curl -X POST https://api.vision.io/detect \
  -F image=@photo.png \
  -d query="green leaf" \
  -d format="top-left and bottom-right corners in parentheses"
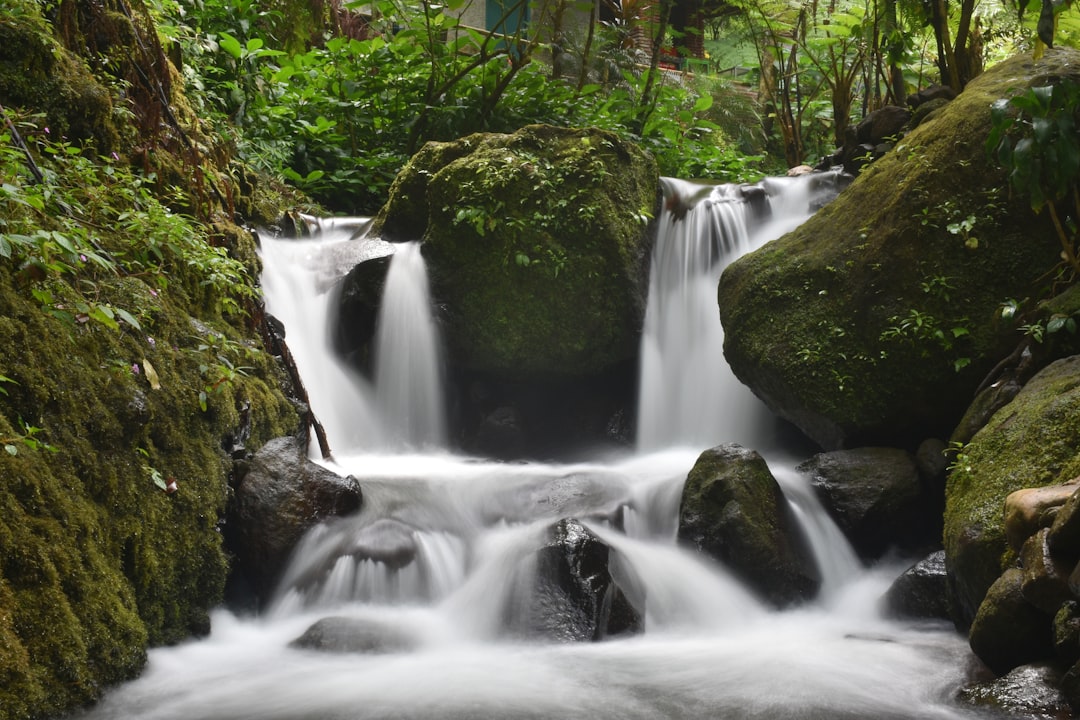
top-left (114, 307), bottom-right (142, 331)
top-left (1047, 315), bottom-right (1068, 333)
top-left (218, 32), bottom-right (243, 59)
top-left (4, 444), bottom-right (16, 456)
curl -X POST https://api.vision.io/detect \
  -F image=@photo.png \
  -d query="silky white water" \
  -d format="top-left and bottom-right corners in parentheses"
top-left (75, 175), bottom-right (995, 720)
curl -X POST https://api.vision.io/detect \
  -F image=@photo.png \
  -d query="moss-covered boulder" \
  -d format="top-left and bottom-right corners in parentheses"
top-left (366, 124), bottom-right (659, 456)
top-left (678, 444), bottom-right (819, 606)
top-left (374, 124), bottom-right (659, 380)
top-left (718, 50), bottom-right (1074, 451)
top-left (945, 355), bottom-right (1080, 627)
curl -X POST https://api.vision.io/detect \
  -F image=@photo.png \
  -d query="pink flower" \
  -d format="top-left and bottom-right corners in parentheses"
top-left (132, 363), bottom-right (140, 374)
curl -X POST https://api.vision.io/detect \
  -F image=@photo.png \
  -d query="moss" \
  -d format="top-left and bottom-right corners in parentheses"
top-left (0, 252), bottom-right (296, 719)
top-left (379, 125), bottom-right (658, 379)
top-left (719, 50), bottom-right (1075, 450)
top-left (944, 355), bottom-right (1080, 627)
top-left (0, 14), bottom-right (119, 153)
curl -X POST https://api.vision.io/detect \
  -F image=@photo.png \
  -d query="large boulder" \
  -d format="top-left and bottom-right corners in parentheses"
top-left (678, 444), bottom-right (819, 606)
top-left (365, 125), bottom-right (660, 456)
top-left (718, 50), bottom-right (1073, 451)
top-left (945, 355), bottom-right (1080, 627)
top-left (372, 124), bottom-right (659, 379)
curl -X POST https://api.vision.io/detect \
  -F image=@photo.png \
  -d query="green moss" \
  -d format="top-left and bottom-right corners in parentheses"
top-left (944, 355), bottom-right (1080, 626)
top-left (380, 125), bottom-right (658, 378)
top-left (0, 14), bottom-right (119, 153)
top-left (0, 241), bottom-right (296, 720)
top-left (719, 50), bottom-right (1075, 449)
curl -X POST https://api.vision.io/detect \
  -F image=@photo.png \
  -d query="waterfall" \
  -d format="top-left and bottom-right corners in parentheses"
top-left (636, 176), bottom-right (832, 452)
top-left (77, 174), bottom-right (993, 720)
top-left (373, 242), bottom-right (448, 449)
top-left (259, 233), bottom-right (447, 453)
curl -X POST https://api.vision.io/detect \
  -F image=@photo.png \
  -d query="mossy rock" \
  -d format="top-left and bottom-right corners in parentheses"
top-left (372, 124), bottom-right (660, 379)
top-left (678, 444), bottom-right (819, 607)
top-left (944, 354), bottom-right (1080, 628)
top-left (718, 50), bottom-right (1074, 450)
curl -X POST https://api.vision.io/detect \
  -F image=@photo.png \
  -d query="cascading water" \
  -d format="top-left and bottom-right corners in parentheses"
top-left (75, 175), bottom-right (997, 720)
top-left (372, 241), bottom-right (448, 449)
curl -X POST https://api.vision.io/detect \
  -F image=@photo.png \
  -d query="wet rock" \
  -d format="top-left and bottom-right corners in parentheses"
top-left (797, 447), bottom-right (930, 560)
top-left (679, 444), bottom-right (819, 607)
top-left (957, 663), bottom-right (1071, 719)
top-left (226, 436), bottom-right (363, 600)
top-left (881, 550), bottom-right (949, 620)
top-left (349, 518), bottom-right (419, 569)
top-left (335, 252), bottom-right (393, 372)
top-left (369, 124), bottom-right (659, 459)
top-left (513, 518), bottom-right (641, 642)
top-left (1020, 529), bottom-right (1074, 615)
top-left (290, 616), bottom-right (415, 654)
top-left (969, 567), bottom-right (1054, 676)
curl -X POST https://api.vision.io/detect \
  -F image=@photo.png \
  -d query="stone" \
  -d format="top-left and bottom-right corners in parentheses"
top-left (798, 447), bottom-right (929, 559)
top-left (678, 444), bottom-right (819, 607)
top-left (508, 518), bottom-right (642, 642)
top-left (1005, 482), bottom-right (1080, 552)
top-left (1019, 529), bottom-right (1074, 615)
top-left (1054, 601), bottom-right (1080, 666)
top-left (968, 567), bottom-right (1054, 676)
top-left (881, 550), bottom-right (950, 620)
top-left (225, 436), bottom-right (363, 600)
top-left (367, 124), bottom-right (659, 457)
top-left (958, 663), bottom-right (1070, 718)
top-left (1049, 485), bottom-right (1080, 557)
top-left (290, 616), bottom-right (415, 654)
top-left (719, 50), bottom-right (1073, 451)
top-left (946, 355), bottom-right (1080, 627)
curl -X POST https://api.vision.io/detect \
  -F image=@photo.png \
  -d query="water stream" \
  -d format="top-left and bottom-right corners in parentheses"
top-left (75, 175), bottom-right (994, 720)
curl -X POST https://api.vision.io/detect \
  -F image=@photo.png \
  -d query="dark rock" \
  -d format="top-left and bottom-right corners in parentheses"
top-left (290, 616), bottom-right (415, 654)
top-left (906, 84), bottom-right (957, 108)
top-left (969, 567), bottom-right (1054, 676)
top-left (915, 437), bottom-right (949, 485)
top-left (510, 518), bottom-right (641, 642)
top-left (951, 380), bottom-right (1022, 447)
top-left (334, 252), bottom-right (393, 371)
top-left (882, 550), bottom-right (949, 620)
top-left (1063, 658), bottom-right (1080, 712)
top-left (679, 444), bottom-right (819, 607)
top-left (1054, 601), bottom-right (1080, 666)
top-left (1049, 486), bottom-right (1080, 558)
top-left (909, 97), bottom-right (951, 129)
top-left (797, 447), bottom-right (929, 559)
top-left (957, 663), bottom-right (1070, 719)
top-left (854, 105), bottom-right (911, 146)
top-left (225, 436), bottom-right (363, 600)
top-left (1020, 528), bottom-right (1075, 615)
